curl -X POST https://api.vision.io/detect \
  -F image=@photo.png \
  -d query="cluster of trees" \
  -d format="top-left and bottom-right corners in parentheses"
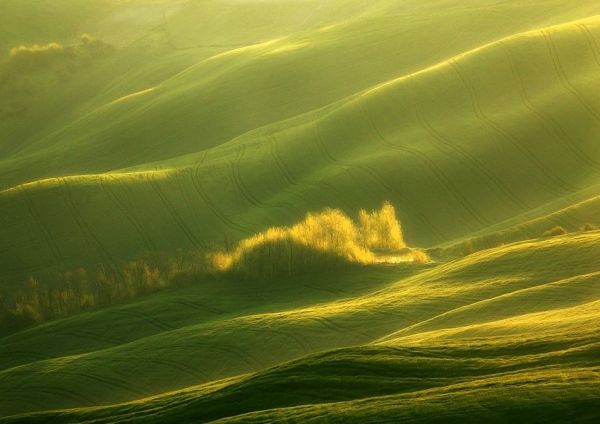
top-left (0, 250), bottom-right (216, 336)
top-left (542, 223), bottom-right (598, 238)
top-left (0, 202), bottom-right (428, 335)
top-left (212, 202), bottom-right (428, 279)
top-left (1, 34), bottom-right (114, 118)
top-left (6, 34), bottom-right (114, 74)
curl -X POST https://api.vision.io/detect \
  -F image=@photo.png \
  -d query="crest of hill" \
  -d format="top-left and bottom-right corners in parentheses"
top-left (1, 15), bottom-right (600, 279)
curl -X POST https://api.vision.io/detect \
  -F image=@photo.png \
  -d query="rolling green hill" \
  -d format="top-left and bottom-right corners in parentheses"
top-left (1, 232), bottom-right (599, 421)
top-left (1, 0), bottom-right (600, 422)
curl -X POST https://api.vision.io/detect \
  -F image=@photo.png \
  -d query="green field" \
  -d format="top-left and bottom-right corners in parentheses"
top-left (1, 0), bottom-right (600, 422)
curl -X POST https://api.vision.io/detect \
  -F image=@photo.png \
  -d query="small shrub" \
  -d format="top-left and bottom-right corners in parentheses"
top-left (411, 249), bottom-right (431, 264)
top-left (542, 226), bottom-right (568, 238)
top-left (580, 223), bottom-right (598, 232)
top-left (463, 239), bottom-right (475, 256)
top-left (358, 202), bottom-right (405, 250)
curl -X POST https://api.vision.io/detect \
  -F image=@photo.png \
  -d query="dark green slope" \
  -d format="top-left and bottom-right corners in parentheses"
top-left (1, 231), bottom-right (599, 418)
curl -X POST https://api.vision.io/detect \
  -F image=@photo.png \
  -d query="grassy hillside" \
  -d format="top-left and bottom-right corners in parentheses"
top-left (2, 9), bottom-right (600, 280)
top-left (2, 0), bottom-right (600, 422)
top-left (1, 232), bottom-right (599, 421)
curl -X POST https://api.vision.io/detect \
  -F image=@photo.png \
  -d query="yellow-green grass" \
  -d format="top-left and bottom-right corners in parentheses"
top-left (1, 232), bottom-right (599, 421)
top-left (2, 1), bottom-right (600, 421)
top-left (2, 11), bottom-right (600, 279)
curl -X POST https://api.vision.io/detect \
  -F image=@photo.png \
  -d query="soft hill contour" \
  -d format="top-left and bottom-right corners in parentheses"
top-left (1, 231), bottom-right (599, 420)
top-left (2, 13), bottom-right (600, 279)
top-left (2, 1), bottom-right (600, 422)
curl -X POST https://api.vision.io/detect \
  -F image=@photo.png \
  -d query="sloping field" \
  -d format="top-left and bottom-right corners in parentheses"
top-left (2, 7), bottom-right (600, 278)
top-left (1, 232), bottom-right (599, 421)
top-left (2, 1), bottom-right (600, 422)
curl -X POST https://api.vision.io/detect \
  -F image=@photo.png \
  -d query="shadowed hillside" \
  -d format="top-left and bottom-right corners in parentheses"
top-left (1, 1), bottom-right (600, 422)
top-left (1, 232), bottom-right (599, 420)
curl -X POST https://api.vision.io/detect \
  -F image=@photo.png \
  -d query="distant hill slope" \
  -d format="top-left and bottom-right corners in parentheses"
top-left (1, 13), bottom-right (600, 278)
top-left (1, 231), bottom-right (599, 420)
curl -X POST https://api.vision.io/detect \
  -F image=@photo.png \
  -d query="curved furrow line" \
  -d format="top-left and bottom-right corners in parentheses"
top-left (230, 144), bottom-right (263, 208)
top-left (174, 168), bottom-right (200, 220)
top-left (4, 325), bottom-right (126, 351)
top-left (140, 356), bottom-right (212, 381)
top-left (0, 351), bottom-right (48, 370)
top-left (305, 178), bottom-right (356, 213)
top-left (298, 126), bottom-right (355, 211)
top-left (449, 58), bottom-right (576, 194)
top-left (58, 330), bottom-right (127, 346)
top-left (308, 316), bottom-right (372, 340)
top-left (312, 122), bottom-right (342, 165)
top-left (351, 163), bottom-right (446, 243)
top-left (298, 281), bottom-right (351, 296)
top-left (189, 165), bottom-right (248, 234)
top-left (312, 119), bottom-right (444, 239)
top-left (362, 103), bottom-right (490, 228)
top-left (247, 326), bottom-right (314, 354)
top-left (229, 145), bottom-right (265, 208)
top-left (6, 385), bottom-right (96, 406)
top-left (311, 122), bottom-right (381, 212)
top-left (577, 23), bottom-right (600, 68)
top-left (18, 186), bottom-right (62, 264)
top-left (146, 174), bottom-right (201, 249)
top-left (267, 134), bottom-right (328, 206)
top-left (542, 29), bottom-right (600, 122)
top-left (500, 42), bottom-right (600, 174)
top-left (415, 109), bottom-right (529, 211)
top-left (0, 392), bottom-right (49, 411)
top-left (99, 176), bottom-right (156, 254)
top-left (44, 369), bottom-right (150, 398)
top-left (269, 135), bottom-right (298, 185)
top-left (168, 299), bottom-right (227, 315)
top-left (189, 341), bottom-right (264, 370)
top-left (116, 309), bottom-right (174, 332)
top-left (230, 144), bottom-right (294, 210)
top-left (58, 177), bottom-right (119, 271)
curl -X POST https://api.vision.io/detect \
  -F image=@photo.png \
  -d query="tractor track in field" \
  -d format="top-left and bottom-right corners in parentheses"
top-left (0, 351), bottom-right (49, 370)
top-left (543, 29), bottom-right (600, 122)
top-left (174, 169), bottom-right (201, 221)
top-left (116, 309), bottom-right (175, 332)
top-left (501, 42), bottom-right (600, 175)
top-left (229, 145), bottom-right (264, 208)
top-left (229, 144), bottom-right (294, 210)
top-left (140, 357), bottom-right (212, 381)
top-left (190, 165), bottom-right (248, 234)
top-left (58, 178), bottom-right (119, 272)
top-left (246, 326), bottom-right (315, 354)
top-left (6, 385), bottom-right (96, 406)
top-left (168, 299), bottom-right (227, 315)
top-left (267, 134), bottom-right (327, 205)
top-left (449, 58), bottom-right (576, 195)
top-left (188, 341), bottom-right (264, 370)
top-left (308, 316), bottom-right (373, 340)
top-left (34, 369), bottom-right (150, 398)
top-left (269, 135), bottom-right (298, 186)
top-left (19, 186), bottom-right (62, 264)
top-left (312, 119), bottom-right (446, 242)
top-left (147, 174), bottom-right (201, 250)
top-left (352, 162), bottom-right (446, 243)
top-left (59, 330), bottom-right (127, 346)
top-left (577, 23), bottom-right (600, 67)
top-left (414, 108), bottom-right (529, 212)
top-left (361, 103), bottom-right (490, 228)
top-left (100, 176), bottom-right (157, 254)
